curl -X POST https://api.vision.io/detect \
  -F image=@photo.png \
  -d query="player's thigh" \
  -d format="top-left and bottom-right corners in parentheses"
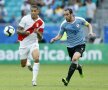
top-left (72, 44), bottom-right (85, 60)
top-left (32, 49), bottom-right (39, 60)
top-left (72, 52), bottom-right (81, 60)
top-left (67, 47), bottom-right (74, 60)
top-left (19, 47), bottom-right (29, 64)
top-left (30, 44), bottom-right (39, 60)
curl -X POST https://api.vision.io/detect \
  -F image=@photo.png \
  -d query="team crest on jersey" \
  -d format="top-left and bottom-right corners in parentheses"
top-left (36, 23), bottom-right (39, 27)
top-left (76, 24), bottom-right (79, 28)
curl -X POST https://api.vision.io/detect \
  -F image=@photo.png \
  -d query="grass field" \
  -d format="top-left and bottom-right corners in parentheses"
top-left (0, 64), bottom-right (108, 90)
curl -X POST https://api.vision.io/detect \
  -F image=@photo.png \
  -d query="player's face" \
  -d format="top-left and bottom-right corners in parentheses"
top-left (31, 8), bottom-right (39, 19)
top-left (63, 10), bottom-right (72, 22)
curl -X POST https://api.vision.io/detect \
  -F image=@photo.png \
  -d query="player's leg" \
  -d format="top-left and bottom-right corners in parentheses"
top-left (65, 44), bottom-right (85, 84)
top-left (62, 45), bottom-right (85, 86)
top-left (21, 59), bottom-right (27, 67)
top-left (26, 59), bottom-right (33, 71)
top-left (62, 47), bottom-right (75, 86)
top-left (76, 64), bottom-right (83, 78)
top-left (19, 47), bottom-right (32, 71)
top-left (75, 44), bottom-right (85, 77)
top-left (31, 45), bottom-right (40, 86)
top-left (19, 48), bottom-right (28, 67)
top-left (65, 52), bottom-right (81, 85)
top-left (21, 59), bottom-right (32, 72)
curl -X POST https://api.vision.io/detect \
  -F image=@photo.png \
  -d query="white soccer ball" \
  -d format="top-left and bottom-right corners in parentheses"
top-left (4, 25), bottom-right (15, 36)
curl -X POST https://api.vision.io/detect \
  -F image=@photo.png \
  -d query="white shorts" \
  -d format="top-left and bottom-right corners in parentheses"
top-left (19, 43), bottom-right (39, 60)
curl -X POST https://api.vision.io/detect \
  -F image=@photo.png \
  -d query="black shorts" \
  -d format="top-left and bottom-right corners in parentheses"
top-left (67, 44), bottom-right (86, 59)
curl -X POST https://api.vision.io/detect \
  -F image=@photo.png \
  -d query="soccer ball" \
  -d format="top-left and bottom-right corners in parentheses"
top-left (4, 25), bottom-right (15, 36)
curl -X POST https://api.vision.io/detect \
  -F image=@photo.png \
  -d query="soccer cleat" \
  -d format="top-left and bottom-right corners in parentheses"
top-left (62, 78), bottom-right (69, 86)
top-left (27, 65), bottom-right (33, 71)
top-left (80, 74), bottom-right (84, 78)
top-left (32, 81), bottom-right (37, 86)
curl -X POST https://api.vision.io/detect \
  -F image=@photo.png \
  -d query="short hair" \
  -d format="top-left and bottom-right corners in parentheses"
top-left (64, 8), bottom-right (73, 14)
top-left (30, 4), bottom-right (39, 10)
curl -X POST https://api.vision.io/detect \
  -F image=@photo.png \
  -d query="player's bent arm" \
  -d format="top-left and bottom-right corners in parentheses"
top-left (17, 26), bottom-right (30, 35)
top-left (34, 28), bottom-right (43, 41)
top-left (55, 35), bottom-right (62, 40)
top-left (85, 22), bottom-right (93, 34)
top-left (36, 31), bottom-right (43, 41)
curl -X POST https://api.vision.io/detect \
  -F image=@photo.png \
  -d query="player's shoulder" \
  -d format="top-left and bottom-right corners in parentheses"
top-left (75, 16), bottom-right (86, 21)
top-left (38, 16), bottom-right (44, 23)
top-left (21, 14), bottom-right (31, 20)
top-left (60, 20), bottom-right (66, 27)
top-left (36, 17), bottom-right (45, 27)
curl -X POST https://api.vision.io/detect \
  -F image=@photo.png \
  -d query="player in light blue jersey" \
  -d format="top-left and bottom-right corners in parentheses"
top-left (51, 8), bottom-right (95, 86)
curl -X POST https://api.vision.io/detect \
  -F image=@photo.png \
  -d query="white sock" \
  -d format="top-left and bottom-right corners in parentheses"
top-left (32, 63), bottom-right (39, 82)
top-left (26, 59), bottom-right (31, 66)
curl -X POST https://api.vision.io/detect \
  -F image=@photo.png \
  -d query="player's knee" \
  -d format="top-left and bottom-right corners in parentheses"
top-left (21, 60), bottom-right (27, 67)
top-left (34, 58), bottom-right (39, 63)
top-left (72, 58), bottom-right (77, 61)
top-left (72, 57), bottom-right (78, 61)
top-left (21, 64), bottom-right (26, 67)
top-left (72, 53), bottom-right (81, 61)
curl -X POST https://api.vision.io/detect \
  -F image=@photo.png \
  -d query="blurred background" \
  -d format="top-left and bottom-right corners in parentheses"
top-left (0, 0), bottom-right (108, 90)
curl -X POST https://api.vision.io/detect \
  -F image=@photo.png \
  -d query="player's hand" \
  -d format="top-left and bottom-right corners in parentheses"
top-left (88, 33), bottom-right (96, 38)
top-left (25, 31), bottom-right (30, 35)
top-left (50, 38), bottom-right (56, 43)
top-left (88, 33), bottom-right (96, 41)
top-left (34, 29), bottom-right (38, 33)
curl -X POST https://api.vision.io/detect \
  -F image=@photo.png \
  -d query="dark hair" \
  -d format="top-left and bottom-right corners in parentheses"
top-left (30, 4), bottom-right (39, 10)
top-left (64, 8), bottom-right (73, 14)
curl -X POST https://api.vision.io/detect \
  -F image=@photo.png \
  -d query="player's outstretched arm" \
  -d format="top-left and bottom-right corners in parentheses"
top-left (50, 35), bottom-right (62, 43)
top-left (17, 26), bottom-right (30, 35)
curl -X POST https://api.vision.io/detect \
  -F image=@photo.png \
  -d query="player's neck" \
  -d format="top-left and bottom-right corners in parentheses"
top-left (69, 16), bottom-right (75, 23)
top-left (32, 16), bottom-right (38, 21)
top-left (71, 16), bottom-right (75, 22)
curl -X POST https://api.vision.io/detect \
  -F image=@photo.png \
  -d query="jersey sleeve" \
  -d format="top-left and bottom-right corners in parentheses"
top-left (80, 17), bottom-right (89, 26)
top-left (19, 16), bottom-right (26, 28)
top-left (58, 25), bottom-right (65, 36)
top-left (58, 21), bottom-right (65, 36)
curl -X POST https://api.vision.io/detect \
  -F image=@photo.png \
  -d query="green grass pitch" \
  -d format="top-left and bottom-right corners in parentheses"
top-left (0, 64), bottom-right (108, 90)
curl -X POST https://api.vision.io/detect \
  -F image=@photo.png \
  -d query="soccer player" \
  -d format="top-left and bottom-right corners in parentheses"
top-left (51, 8), bottom-right (95, 86)
top-left (17, 5), bottom-right (44, 86)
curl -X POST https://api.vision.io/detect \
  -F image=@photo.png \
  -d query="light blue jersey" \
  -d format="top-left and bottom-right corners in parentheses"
top-left (59, 17), bottom-right (88, 48)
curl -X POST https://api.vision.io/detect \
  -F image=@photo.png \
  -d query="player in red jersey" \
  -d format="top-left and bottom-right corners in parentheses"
top-left (17, 5), bottom-right (44, 86)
